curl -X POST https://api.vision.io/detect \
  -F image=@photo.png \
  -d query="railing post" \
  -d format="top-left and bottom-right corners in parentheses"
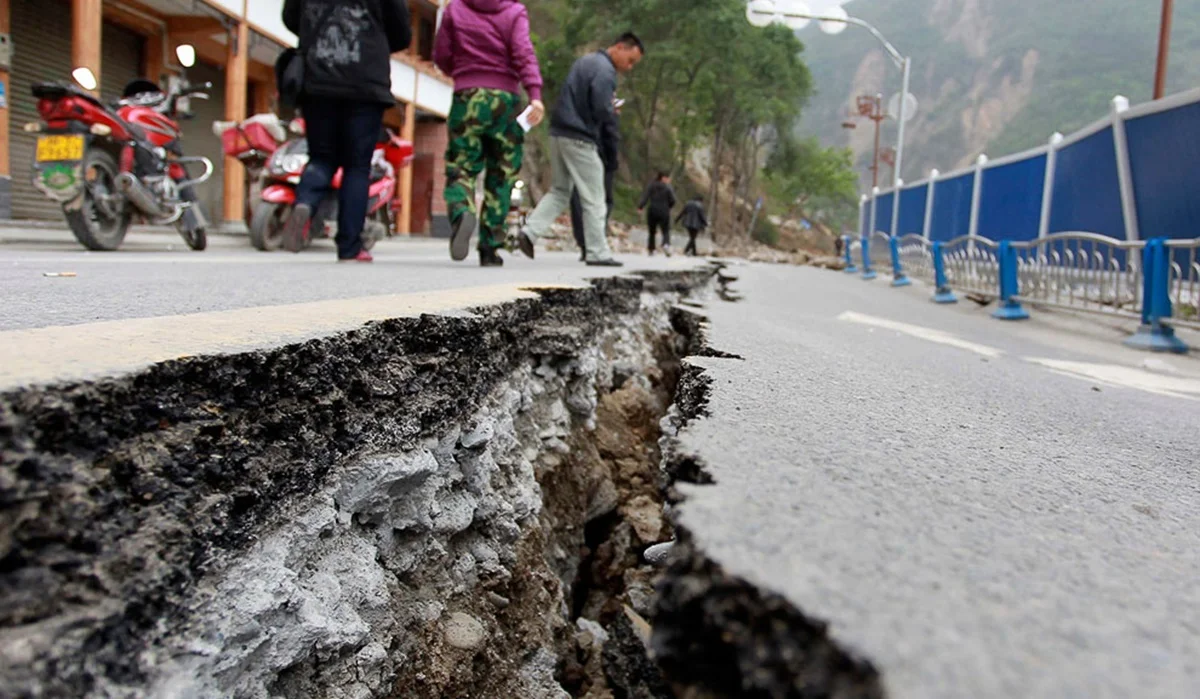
top-left (931, 241), bottom-right (957, 303)
top-left (992, 241), bottom-right (1031, 320)
top-left (889, 236), bottom-right (912, 287)
top-left (861, 235), bottom-right (878, 280)
top-left (843, 235), bottom-right (859, 273)
top-left (1125, 238), bottom-right (1189, 353)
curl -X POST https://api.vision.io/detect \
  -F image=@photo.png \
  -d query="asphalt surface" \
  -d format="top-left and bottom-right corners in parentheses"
top-left (6, 225), bottom-right (1200, 695)
top-left (0, 227), bottom-right (702, 331)
top-left (676, 263), bottom-right (1200, 698)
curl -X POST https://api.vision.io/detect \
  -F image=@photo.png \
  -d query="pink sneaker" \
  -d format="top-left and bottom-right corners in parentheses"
top-left (339, 250), bottom-right (374, 263)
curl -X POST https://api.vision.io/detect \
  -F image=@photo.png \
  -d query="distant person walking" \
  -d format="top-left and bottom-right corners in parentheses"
top-left (570, 96), bottom-right (622, 261)
top-left (638, 171), bottom-right (676, 255)
top-left (677, 195), bottom-right (708, 257)
top-left (435, 0), bottom-right (544, 267)
top-left (517, 33), bottom-right (645, 267)
top-left (281, 0), bottom-right (411, 263)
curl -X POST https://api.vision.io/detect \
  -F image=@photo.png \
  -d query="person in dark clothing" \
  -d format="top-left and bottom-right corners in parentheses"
top-left (638, 172), bottom-right (677, 255)
top-left (676, 196), bottom-right (708, 257)
top-left (281, 0), bottom-right (411, 262)
top-left (571, 97), bottom-right (621, 261)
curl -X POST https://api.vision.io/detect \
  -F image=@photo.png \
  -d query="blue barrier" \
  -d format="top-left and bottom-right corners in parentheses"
top-left (1125, 239), bottom-right (1189, 353)
top-left (977, 154), bottom-right (1046, 242)
top-left (849, 89), bottom-right (1200, 351)
top-left (931, 242), bottom-right (957, 304)
top-left (929, 172), bottom-right (974, 242)
top-left (861, 235), bottom-right (877, 280)
top-left (875, 192), bottom-right (895, 236)
top-left (991, 241), bottom-right (1030, 320)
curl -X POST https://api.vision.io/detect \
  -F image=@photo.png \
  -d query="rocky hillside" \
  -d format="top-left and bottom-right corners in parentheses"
top-left (798, 0), bottom-right (1200, 184)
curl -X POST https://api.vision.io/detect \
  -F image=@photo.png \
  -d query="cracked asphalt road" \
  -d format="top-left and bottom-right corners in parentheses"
top-left (677, 262), bottom-right (1200, 699)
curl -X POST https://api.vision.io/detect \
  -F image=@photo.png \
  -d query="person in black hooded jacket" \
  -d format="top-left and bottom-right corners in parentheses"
top-left (281, 0), bottom-right (411, 262)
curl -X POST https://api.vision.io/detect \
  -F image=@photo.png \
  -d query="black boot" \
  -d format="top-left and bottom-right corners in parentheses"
top-left (480, 246), bottom-right (505, 267)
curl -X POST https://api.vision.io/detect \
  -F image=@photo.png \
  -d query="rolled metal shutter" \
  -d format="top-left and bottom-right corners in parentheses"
top-left (8, 0), bottom-right (143, 220)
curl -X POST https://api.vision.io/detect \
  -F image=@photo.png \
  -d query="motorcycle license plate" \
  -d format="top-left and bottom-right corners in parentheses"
top-left (36, 135), bottom-right (84, 163)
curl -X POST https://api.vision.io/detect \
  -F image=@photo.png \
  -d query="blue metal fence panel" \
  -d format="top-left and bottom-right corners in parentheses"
top-left (1125, 101), bottom-right (1200, 241)
top-left (977, 154), bottom-right (1047, 242)
top-left (929, 172), bottom-right (974, 242)
top-left (875, 192), bottom-right (895, 234)
top-left (897, 184), bottom-right (928, 237)
top-left (1048, 126), bottom-right (1125, 239)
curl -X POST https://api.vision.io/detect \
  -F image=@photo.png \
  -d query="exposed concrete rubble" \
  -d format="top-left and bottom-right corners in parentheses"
top-left (1, 262), bottom-right (887, 699)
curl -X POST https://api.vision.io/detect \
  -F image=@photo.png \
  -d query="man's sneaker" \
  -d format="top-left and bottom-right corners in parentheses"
top-left (338, 250), bottom-right (374, 263)
top-left (450, 211), bottom-right (477, 262)
top-left (282, 204), bottom-right (312, 254)
top-left (586, 259), bottom-right (624, 267)
top-left (480, 247), bottom-right (505, 267)
top-left (517, 229), bottom-right (536, 259)
top-left (663, 245), bottom-right (674, 257)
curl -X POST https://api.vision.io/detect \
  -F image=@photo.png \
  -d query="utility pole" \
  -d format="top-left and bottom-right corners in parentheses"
top-left (880, 147), bottom-right (897, 186)
top-left (855, 94), bottom-right (887, 189)
top-left (1154, 0), bottom-right (1174, 100)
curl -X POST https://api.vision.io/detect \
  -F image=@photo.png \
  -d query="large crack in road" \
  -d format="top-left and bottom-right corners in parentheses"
top-left (1, 265), bottom-right (879, 699)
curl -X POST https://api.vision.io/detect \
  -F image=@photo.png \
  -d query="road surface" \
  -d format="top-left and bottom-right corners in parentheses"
top-left (676, 262), bottom-right (1200, 698)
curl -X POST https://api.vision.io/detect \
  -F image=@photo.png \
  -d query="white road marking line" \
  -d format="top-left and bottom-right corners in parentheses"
top-left (837, 311), bottom-right (1005, 359)
top-left (1023, 358), bottom-right (1200, 401)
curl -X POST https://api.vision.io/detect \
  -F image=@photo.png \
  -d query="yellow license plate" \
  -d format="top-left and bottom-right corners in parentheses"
top-left (36, 135), bottom-right (85, 163)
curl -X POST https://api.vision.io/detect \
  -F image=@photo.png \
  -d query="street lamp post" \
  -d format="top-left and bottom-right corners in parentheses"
top-left (747, 1), bottom-right (913, 189)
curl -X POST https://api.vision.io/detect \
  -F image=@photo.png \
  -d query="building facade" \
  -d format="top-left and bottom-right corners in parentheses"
top-left (0, 0), bottom-right (453, 234)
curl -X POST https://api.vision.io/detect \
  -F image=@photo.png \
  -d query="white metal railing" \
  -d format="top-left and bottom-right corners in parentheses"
top-left (1009, 233), bottom-right (1144, 320)
top-left (1166, 238), bottom-right (1200, 329)
top-left (943, 235), bottom-right (999, 298)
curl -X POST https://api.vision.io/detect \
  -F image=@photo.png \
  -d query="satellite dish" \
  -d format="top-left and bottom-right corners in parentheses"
top-left (887, 92), bottom-right (918, 122)
top-left (819, 5), bottom-right (849, 35)
top-left (746, 0), bottom-right (776, 27)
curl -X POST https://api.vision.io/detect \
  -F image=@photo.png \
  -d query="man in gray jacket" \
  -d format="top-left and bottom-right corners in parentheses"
top-left (518, 33), bottom-right (644, 267)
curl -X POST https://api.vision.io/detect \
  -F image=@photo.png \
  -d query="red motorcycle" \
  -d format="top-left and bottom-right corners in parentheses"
top-left (213, 113), bottom-right (293, 227)
top-left (248, 128), bottom-right (414, 252)
top-left (25, 45), bottom-right (214, 251)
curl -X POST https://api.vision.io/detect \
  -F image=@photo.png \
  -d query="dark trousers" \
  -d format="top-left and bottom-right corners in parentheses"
top-left (685, 227), bottom-right (701, 256)
top-left (571, 168), bottom-right (615, 255)
top-left (296, 98), bottom-right (385, 260)
top-left (647, 211), bottom-right (671, 251)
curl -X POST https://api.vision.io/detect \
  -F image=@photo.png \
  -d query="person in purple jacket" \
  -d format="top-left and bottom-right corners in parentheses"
top-left (435, 0), bottom-right (545, 267)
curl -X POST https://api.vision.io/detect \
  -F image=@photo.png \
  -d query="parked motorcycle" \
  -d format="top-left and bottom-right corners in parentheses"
top-left (212, 113), bottom-right (293, 227)
top-left (248, 129), bottom-right (414, 252)
top-left (25, 44), bottom-right (214, 251)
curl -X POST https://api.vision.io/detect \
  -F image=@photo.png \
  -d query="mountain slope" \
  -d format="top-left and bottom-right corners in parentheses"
top-left (796, 0), bottom-right (1200, 185)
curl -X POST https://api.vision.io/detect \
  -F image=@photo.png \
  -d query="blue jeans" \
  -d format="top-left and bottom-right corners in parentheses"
top-left (296, 99), bottom-right (385, 259)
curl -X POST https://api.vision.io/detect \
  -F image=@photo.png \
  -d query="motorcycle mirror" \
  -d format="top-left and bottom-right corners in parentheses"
top-left (175, 44), bottom-right (196, 69)
top-left (72, 67), bottom-right (98, 92)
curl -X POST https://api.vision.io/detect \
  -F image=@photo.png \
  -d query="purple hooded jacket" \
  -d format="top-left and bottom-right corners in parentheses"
top-left (433, 0), bottom-right (543, 102)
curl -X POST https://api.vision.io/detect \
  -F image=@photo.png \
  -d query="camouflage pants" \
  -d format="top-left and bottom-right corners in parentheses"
top-left (444, 88), bottom-right (525, 249)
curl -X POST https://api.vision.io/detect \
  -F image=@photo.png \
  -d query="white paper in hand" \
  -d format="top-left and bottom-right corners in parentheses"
top-left (517, 106), bottom-right (535, 132)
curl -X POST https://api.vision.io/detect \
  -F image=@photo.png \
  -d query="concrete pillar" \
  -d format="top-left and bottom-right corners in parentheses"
top-left (143, 31), bottom-right (165, 84)
top-left (222, 5), bottom-right (249, 225)
top-left (72, 0), bottom-right (102, 93)
top-left (0, 0), bottom-right (11, 218)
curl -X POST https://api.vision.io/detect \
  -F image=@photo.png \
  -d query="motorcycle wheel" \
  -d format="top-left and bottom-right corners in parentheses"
top-left (181, 225), bottom-right (207, 251)
top-left (64, 149), bottom-right (132, 251)
top-left (249, 201), bottom-right (289, 252)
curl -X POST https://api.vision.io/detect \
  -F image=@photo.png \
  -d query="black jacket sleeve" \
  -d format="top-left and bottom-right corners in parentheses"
top-left (667, 186), bottom-right (677, 210)
top-left (382, 0), bottom-right (413, 53)
top-left (283, 0), bottom-right (301, 34)
top-left (638, 184), bottom-right (652, 210)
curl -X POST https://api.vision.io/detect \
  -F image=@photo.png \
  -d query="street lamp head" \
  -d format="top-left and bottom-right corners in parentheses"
top-left (778, 0), bottom-right (813, 30)
top-left (746, 0), bottom-right (776, 27)
top-left (819, 5), bottom-right (850, 35)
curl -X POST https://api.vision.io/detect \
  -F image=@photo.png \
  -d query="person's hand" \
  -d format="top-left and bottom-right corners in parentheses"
top-left (528, 100), bottom-right (545, 127)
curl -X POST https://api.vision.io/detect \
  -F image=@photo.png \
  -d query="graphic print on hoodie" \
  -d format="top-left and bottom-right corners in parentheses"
top-left (310, 4), bottom-right (373, 66)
